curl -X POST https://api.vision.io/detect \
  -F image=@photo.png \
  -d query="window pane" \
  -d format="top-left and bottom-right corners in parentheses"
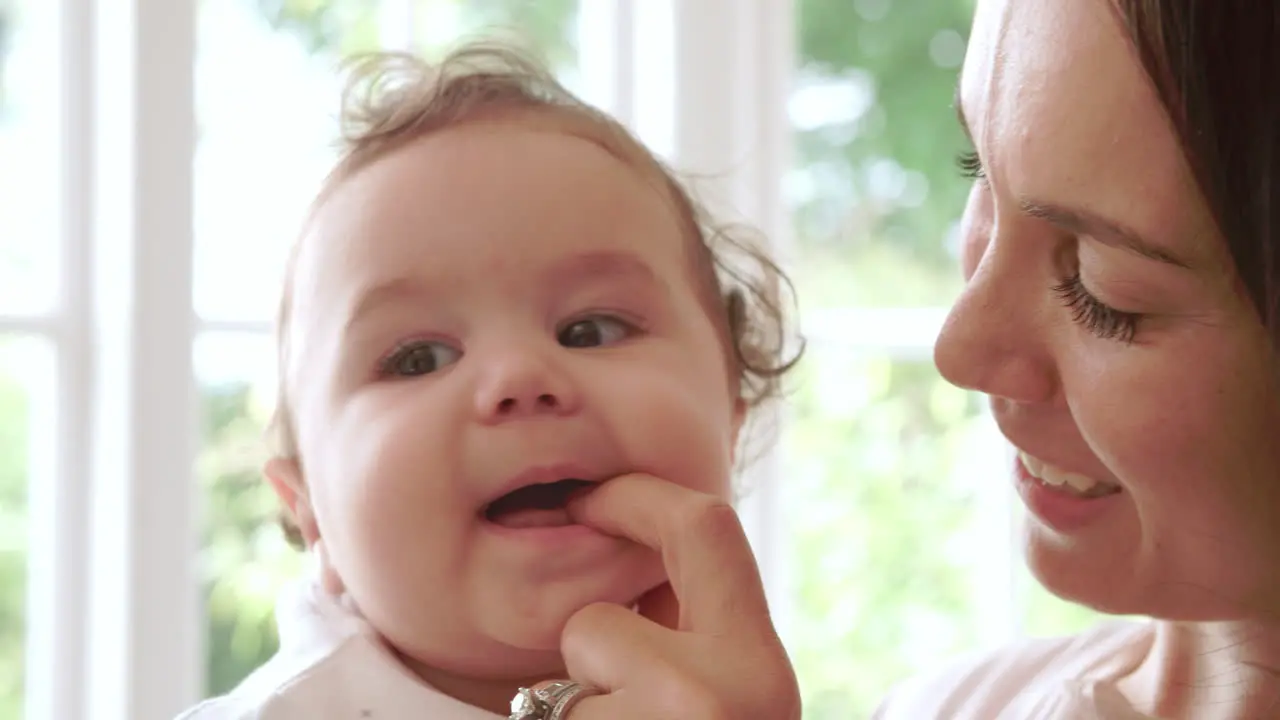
top-left (0, 335), bottom-right (49, 720)
top-left (784, 348), bottom-right (1007, 719)
top-left (193, 0), bottom-right (581, 324)
top-left (195, 331), bottom-right (304, 695)
top-left (791, 0), bottom-right (975, 309)
top-left (0, 0), bottom-right (59, 315)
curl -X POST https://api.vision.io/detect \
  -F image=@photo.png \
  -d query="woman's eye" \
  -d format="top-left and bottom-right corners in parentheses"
top-left (955, 149), bottom-right (986, 181)
top-left (380, 341), bottom-right (462, 378)
top-left (558, 316), bottom-right (634, 349)
top-left (1053, 273), bottom-right (1142, 343)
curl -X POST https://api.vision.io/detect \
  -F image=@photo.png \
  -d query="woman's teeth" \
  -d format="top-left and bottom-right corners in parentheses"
top-left (1018, 451), bottom-right (1119, 498)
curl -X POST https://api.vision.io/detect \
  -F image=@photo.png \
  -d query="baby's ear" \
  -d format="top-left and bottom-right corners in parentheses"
top-left (732, 397), bottom-right (747, 437)
top-left (730, 397), bottom-right (748, 457)
top-left (265, 457), bottom-right (318, 547)
top-left (265, 458), bottom-right (344, 595)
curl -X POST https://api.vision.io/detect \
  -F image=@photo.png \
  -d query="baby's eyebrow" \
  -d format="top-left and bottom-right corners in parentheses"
top-left (341, 251), bottom-right (663, 335)
top-left (546, 250), bottom-right (663, 290)
top-left (342, 276), bottom-right (442, 335)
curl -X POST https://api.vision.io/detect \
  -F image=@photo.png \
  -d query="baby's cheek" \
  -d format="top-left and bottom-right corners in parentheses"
top-left (621, 382), bottom-right (736, 497)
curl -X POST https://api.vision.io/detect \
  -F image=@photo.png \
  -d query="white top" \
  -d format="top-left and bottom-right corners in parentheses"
top-left (179, 576), bottom-right (1159, 719)
top-left (873, 620), bottom-right (1159, 719)
top-left (175, 579), bottom-right (502, 719)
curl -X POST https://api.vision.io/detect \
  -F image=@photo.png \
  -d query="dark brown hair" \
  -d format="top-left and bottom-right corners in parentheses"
top-left (1116, 2), bottom-right (1280, 330)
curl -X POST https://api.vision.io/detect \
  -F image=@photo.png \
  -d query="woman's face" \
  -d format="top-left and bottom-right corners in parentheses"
top-left (936, 0), bottom-right (1280, 620)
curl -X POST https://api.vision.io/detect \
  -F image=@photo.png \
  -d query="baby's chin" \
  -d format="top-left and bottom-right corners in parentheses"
top-left (481, 577), bottom-right (655, 652)
top-left (389, 583), bottom-right (653, 683)
top-left (380, 560), bottom-right (667, 680)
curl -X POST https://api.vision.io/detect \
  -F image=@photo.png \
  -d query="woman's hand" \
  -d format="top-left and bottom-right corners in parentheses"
top-left (559, 473), bottom-right (802, 720)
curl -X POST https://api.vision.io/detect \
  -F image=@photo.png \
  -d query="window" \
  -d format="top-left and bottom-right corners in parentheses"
top-left (784, 1), bottom-right (1104, 716)
top-left (0, 0), bottom-right (62, 717)
top-left (0, 338), bottom-right (50, 720)
top-left (6, 2), bottom-right (1108, 718)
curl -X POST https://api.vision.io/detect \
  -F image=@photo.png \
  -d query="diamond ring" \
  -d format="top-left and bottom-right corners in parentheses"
top-left (509, 679), bottom-right (602, 720)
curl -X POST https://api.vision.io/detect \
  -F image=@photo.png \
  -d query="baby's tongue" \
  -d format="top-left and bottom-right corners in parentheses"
top-left (492, 507), bottom-right (575, 529)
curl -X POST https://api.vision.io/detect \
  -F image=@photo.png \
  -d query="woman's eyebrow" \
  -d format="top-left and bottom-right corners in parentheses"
top-left (954, 81), bottom-right (1192, 270)
top-left (1019, 200), bottom-right (1192, 269)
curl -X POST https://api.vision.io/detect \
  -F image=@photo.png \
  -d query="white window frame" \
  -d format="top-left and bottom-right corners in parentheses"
top-left (6, 1), bottom-right (1020, 718)
top-left (10, 0), bottom-right (201, 718)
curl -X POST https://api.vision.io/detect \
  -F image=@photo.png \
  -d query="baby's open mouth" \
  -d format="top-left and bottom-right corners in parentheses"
top-left (483, 478), bottom-right (598, 528)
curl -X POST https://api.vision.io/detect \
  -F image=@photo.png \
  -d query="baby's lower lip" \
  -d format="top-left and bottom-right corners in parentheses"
top-left (487, 507), bottom-right (577, 529)
top-left (481, 520), bottom-right (614, 555)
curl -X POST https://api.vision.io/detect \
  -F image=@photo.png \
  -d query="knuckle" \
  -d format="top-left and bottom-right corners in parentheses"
top-left (656, 674), bottom-right (733, 720)
top-left (674, 495), bottom-right (742, 542)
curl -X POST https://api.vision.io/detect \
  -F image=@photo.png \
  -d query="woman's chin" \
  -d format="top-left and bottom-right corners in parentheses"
top-left (1023, 526), bottom-right (1133, 614)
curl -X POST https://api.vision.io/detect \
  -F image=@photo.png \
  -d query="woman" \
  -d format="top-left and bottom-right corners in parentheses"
top-left (549, 0), bottom-right (1280, 718)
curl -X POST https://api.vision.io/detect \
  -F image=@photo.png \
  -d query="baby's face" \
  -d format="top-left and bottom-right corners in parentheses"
top-left (277, 118), bottom-right (741, 680)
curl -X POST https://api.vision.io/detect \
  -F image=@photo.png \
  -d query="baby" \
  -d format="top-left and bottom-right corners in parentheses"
top-left (179, 41), bottom-right (800, 719)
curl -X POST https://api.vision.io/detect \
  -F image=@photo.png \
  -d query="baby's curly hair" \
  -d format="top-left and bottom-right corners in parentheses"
top-left (269, 40), bottom-right (804, 547)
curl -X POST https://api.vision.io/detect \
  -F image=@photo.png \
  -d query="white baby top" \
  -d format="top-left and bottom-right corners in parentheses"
top-left (175, 578), bottom-right (502, 720)
top-left (178, 574), bottom-right (1160, 720)
top-left (873, 619), bottom-right (1159, 719)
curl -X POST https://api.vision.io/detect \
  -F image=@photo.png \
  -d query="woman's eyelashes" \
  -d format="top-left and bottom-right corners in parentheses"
top-left (1053, 272), bottom-right (1142, 343)
top-left (954, 147), bottom-right (1145, 344)
top-left (375, 313), bottom-right (642, 379)
top-left (956, 149), bottom-right (986, 181)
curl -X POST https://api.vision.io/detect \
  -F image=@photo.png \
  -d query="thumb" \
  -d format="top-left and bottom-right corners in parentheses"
top-left (561, 602), bottom-right (667, 692)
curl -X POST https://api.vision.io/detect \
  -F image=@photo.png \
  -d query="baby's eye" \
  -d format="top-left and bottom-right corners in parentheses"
top-left (380, 340), bottom-right (462, 377)
top-left (557, 316), bottom-right (633, 349)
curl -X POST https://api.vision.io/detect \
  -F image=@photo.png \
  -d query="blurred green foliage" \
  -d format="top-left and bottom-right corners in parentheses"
top-left (0, 341), bottom-right (29, 720)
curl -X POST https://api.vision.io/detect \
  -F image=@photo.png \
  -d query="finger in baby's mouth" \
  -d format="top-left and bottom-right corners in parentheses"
top-left (482, 478), bottom-right (600, 528)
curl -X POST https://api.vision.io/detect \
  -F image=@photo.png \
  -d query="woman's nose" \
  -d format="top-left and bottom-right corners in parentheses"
top-left (933, 238), bottom-right (1057, 405)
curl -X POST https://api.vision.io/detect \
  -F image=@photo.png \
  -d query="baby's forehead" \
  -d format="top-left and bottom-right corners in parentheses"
top-left (282, 118), bottom-right (709, 333)
top-left (327, 106), bottom-right (659, 199)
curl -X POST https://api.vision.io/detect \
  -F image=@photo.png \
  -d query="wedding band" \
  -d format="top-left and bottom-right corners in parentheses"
top-left (509, 679), bottom-right (602, 720)
top-left (548, 682), bottom-right (598, 720)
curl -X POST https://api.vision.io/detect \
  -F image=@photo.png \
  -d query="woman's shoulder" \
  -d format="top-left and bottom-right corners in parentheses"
top-left (872, 619), bottom-right (1152, 719)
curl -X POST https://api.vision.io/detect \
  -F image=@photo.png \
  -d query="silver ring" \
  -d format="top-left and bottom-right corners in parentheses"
top-left (548, 682), bottom-right (598, 720)
top-left (509, 679), bottom-right (602, 720)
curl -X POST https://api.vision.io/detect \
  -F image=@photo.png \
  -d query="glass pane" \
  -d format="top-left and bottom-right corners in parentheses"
top-left (195, 331), bottom-right (305, 695)
top-left (783, 348), bottom-right (1005, 719)
top-left (0, 335), bottom-right (47, 720)
top-left (791, 0), bottom-right (976, 309)
top-left (194, 0), bottom-right (581, 323)
top-left (0, 0), bottom-right (59, 315)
